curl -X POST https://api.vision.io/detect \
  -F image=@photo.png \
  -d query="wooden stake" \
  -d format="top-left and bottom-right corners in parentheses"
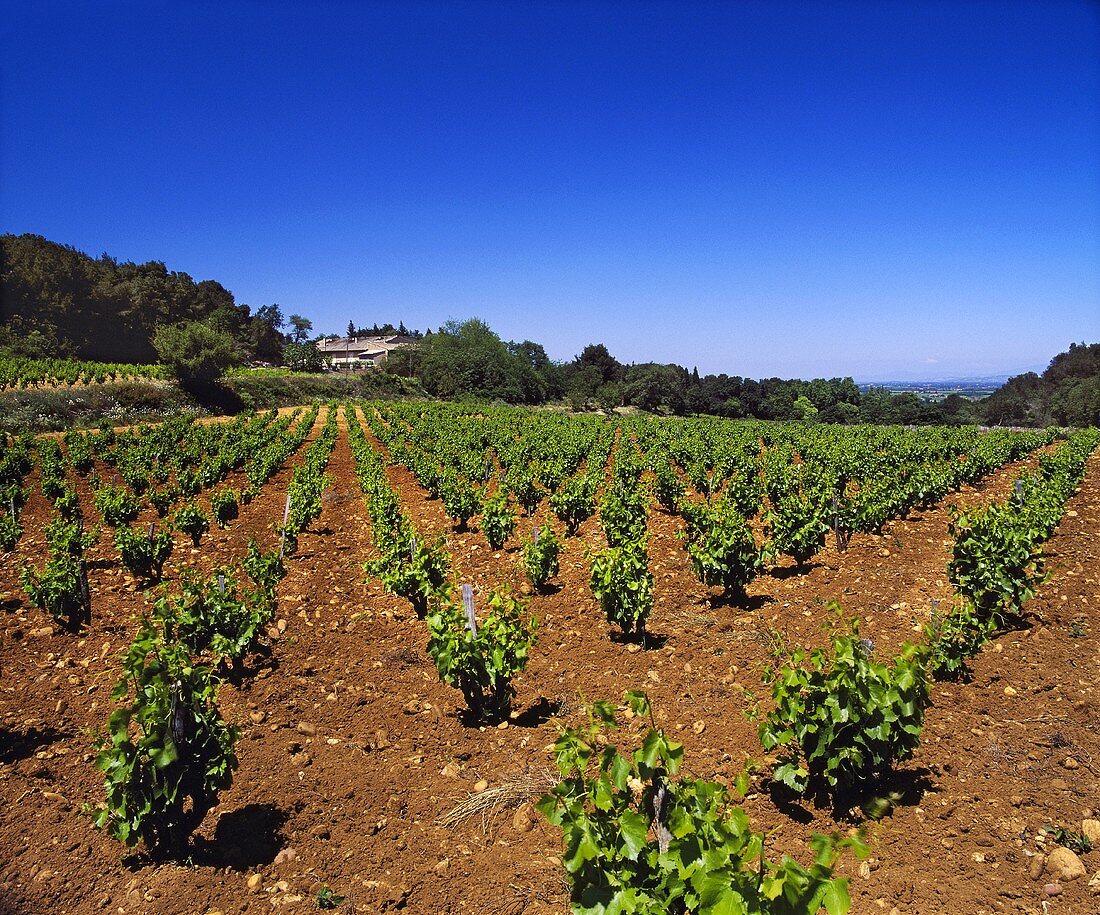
top-left (652, 778), bottom-right (672, 853)
top-left (77, 559), bottom-right (91, 625)
top-left (279, 492), bottom-right (291, 558)
top-left (832, 489), bottom-right (841, 552)
top-left (461, 584), bottom-right (476, 637)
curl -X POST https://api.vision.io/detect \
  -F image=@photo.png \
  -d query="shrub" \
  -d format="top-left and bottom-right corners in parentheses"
top-left (21, 553), bottom-right (91, 631)
top-left (243, 538), bottom-right (285, 605)
top-left (684, 501), bottom-right (762, 600)
top-left (426, 587), bottom-right (537, 721)
top-left (948, 502), bottom-right (1045, 621)
top-left (440, 476), bottom-right (482, 531)
top-left (924, 599), bottom-right (993, 681)
top-left (600, 482), bottom-right (648, 547)
top-left (590, 539), bottom-right (652, 637)
top-left (480, 489), bottom-right (516, 549)
top-left (95, 484), bottom-right (141, 527)
top-left (0, 514), bottom-right (20, 551)
top-left (153, 321), bottom-right (240, 387)
top-left (509, 470), bottom-right (544, 516)
top-left (210, 487), bottom-right (239, 528)
top-left (539, 691), bottom-right (863, 915)
top-left (760, 610), bottom-right (930, 796)
top-left (115, 524), bottom-right (173, 582)
top-left (154, 567), bottom-right (275, 664)
top-left (767, 474), bottom-right (831, 567)
top-left (550, 475), bottom-right (596, 534)
top-left (652, 458), bottom-right (684, 511)
top-left (366, 534), bottom-right (451, 618)
top-left (91, 619), bottom-right (238, 857)
top-left (523, 524), bottom-right (561, 590)
top-left (53, 481), bottom-right (82, 519)
top-left (172, 503), bottom-right (209, 547)
top-left (148, 486), bottom-right (179, 518)
top-left (45, 517), bottom-right (98, 556)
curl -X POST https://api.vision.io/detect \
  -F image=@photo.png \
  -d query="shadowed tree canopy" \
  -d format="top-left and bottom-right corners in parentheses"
top-left (0, 233), bottom-right (284, 363)
top-left (983, 342), bottom-right (1100, 427)
top-left (413, 318), bottom-right (547, 403)
top-left (575, 343), bottom-right (623, 384)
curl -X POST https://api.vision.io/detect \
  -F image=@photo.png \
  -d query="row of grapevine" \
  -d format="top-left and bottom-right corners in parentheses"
top-left (350, 404), bottom-right (1067, 628)
top-left (363, 402), bottom-right (614, 538)
top-left (929, 427), bottom-right (1100, 677)
top-left (92, 537), bottom-right (289, 856)
top-left (279, 404), bottom-right (340, 555)
top-left (6, 404), bottom-right (335, 859)
top-left (0, 431), bottom-right (35, 549)
top-left (10, 407), bottom-right (322, 637)
top-left (18, 436), bottom-right (96, 630)
top-left (86, 408), bottom-right (316, 558)
top-left (73, 413), bottom-right (321, 857)
top-left (635, 417), bottom-right (1057, 585)
top-left (590, 436), bottom-right (654, 637)
top-left (0, 356), bottom-right (167, 390)
top-left (348, 405), bottom-right (538, 721)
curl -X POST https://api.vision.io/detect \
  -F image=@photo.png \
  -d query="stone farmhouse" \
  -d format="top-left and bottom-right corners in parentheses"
top-left (315, 334), bottom-right (415, 370)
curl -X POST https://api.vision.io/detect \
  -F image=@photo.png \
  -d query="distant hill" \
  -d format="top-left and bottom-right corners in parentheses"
top-left (983, 343), bottom-right (1100, 426)
top-left (860, 375), bottom-right (1013, 389)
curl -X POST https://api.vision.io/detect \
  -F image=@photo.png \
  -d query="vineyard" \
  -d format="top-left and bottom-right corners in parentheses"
top-left (0, 357), bottom-right (167, 391)
top-left (0, 403), bottom-right (1098, 914)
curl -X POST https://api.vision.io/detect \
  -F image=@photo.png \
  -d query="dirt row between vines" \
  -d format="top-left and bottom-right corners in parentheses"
top-left (0, 415), bottom-right (1097, 914)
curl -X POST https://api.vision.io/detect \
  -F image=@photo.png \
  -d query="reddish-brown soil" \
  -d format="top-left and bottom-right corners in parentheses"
top-left (1, 412), bottom-right (1098, 915)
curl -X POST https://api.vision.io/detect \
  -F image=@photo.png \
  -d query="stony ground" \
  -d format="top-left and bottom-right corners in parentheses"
top-left (1, 409), bottom-right (1098, 914)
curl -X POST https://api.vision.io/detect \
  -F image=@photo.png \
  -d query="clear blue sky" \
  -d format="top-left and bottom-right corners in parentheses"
top-left (3, 0), bottom-right (1098, 381)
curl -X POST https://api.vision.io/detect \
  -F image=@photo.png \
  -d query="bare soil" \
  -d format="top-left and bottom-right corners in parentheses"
top-left (1, 414), bottom-right (1097, 915)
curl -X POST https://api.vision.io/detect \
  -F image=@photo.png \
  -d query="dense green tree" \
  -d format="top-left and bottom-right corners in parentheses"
top-left (1045, 342), bottom-right (1100, 386)
top-left (830, 401), bottom-right (861, 424)
top-left (760, 381), bottom-right (797, 421)
top-left (622, 364), bottom-right (685, 413)
top-left (153, 321), bottom-right (239, 387)
top-left (982, 344), bottom-right (1100, 427)
top-left (282, 341), bottom-right (326, 372)
top-left (415, 318), bottom-right (545, 403)
top-left (564, 363), bottom-right (603, 400)
top-left (508, 339), bottom-right (565, 398)
top-left (287, 314), bottom-right (313, 344)
top-left (1053, 377), bottom-right (1100, 426)
top-left (249, 304), bottom-right (285, 363)
top-left (575, 343), bottom-right (622, 383)
top-left (793, 394), bottom-right (819, 421)
top-left (385, 343), bottom-right (422, 377)
top-left (884, 392), bottom-right (924, 425)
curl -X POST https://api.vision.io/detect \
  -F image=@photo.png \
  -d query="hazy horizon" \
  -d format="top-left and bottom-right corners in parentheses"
top-left (3, 1), bottom-right (1097, 382)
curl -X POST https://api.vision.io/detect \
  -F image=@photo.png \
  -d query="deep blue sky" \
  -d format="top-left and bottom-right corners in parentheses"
top-left (3, 1), bottom-right (1098, 381)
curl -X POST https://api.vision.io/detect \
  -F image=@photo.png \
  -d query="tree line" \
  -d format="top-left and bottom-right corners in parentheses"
top-left (385, 319), bottom-right (997, 425)
top-left (2, 234), bottom-right (1095, 425)
top-left (982, 342), bottom-right (1100, 428)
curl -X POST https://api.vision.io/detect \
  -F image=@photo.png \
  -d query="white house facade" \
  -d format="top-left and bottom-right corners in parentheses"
top-left (315, 335), bottom-right (414, 369)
